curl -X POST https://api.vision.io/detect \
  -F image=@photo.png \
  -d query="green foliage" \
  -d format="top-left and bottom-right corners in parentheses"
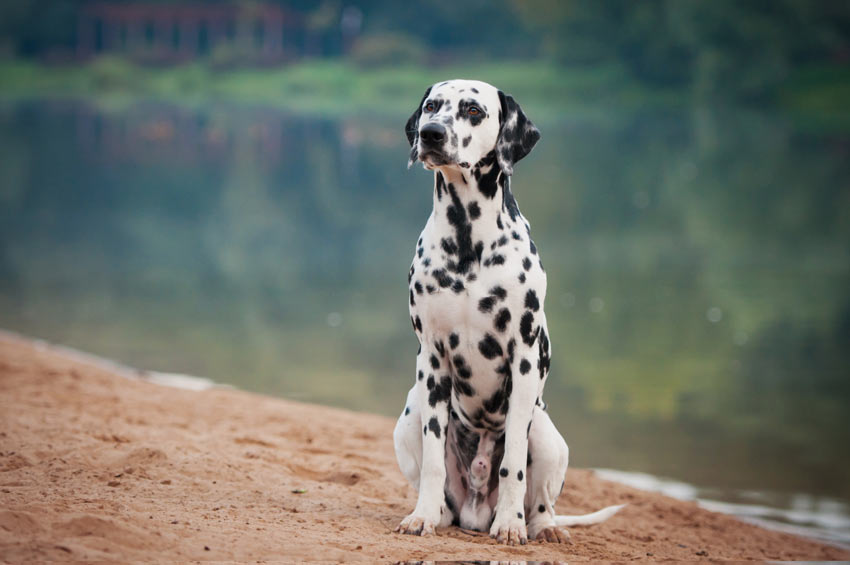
top-left (0, 0), bottom-right (848, 103)
top-left (349, 32), bottom-right (427, 68)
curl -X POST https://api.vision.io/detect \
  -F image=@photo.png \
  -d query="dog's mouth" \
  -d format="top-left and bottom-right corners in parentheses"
top-left (418, 148), bottom-right (454, 168)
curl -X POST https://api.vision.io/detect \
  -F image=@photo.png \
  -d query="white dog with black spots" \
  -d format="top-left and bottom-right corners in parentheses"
top-left (393, 79), bottom-right (623, 545)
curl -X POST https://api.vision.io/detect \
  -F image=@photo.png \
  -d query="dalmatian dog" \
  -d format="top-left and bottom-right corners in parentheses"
top-left (393, 79), bottom-right (624, 545)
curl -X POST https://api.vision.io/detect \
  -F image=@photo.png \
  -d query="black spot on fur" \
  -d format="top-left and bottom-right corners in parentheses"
top-left (518, 272), bottom-right (526, 284)
top-left (522, 257), bottom-right (532, 271)
top-left (430, 354), bottom-right (440, 370)
top-left (474, 241), bottom-right (484, 261)
top-left (445, 183), bottom-right (477, 274)
top-left (417, 247), bottom-right (423, 258)
top-left (501, 175), bottom-right (521, 221)
top-left (494, 308), bottom-right (511, 332)
top-left (478, 296), bottom-right (495, 313)
top-left (451, 279), bottom-right (465, 293)
top-left (490, 286), bottom-right (507, 300)
top-left (519, 359), bottom-right (531, 374)
top-left (530, 240), bottom-right (537, 255)
top-left (517, 512), bottom-right (523, 519)
top-left (478, 334), bottom-right (502, 359)
top-left (427, 416), bottom-right (441, 438)
top-left (525, 289), bottom-right (540, 311)
top-left (499, 467), bottom-right (508, 478)
top-left (449, 333), bottom-right (459, 349)
top-left (404, 406), bottom-right (410, 415)
top-left (475, 152), bottom-right (501, 199)
top-left (426, 284), bottom-right (436, 293)
top-left (433, 268), bottom-right (453, 288)
top-left (452, 354), bottom-right (471, 378)
top-left (428, 375), bottom-right (452, 407)
top-left (467, 201), bottom-right (481, 219)
top-left (409, 289), bottom-right (415, 306)
top-left (462, 135), bottom-right (472, 148)
top-left (538, 504), bottom-right (545, 513)
top-left (520, 312), bottom-right (536, 345)
top-left (452, 376), bottom-right (475, 396)
top-left (517, 470), bottom-right (524, 481)
top-left (512, 231), bottom-right (522, 240)
top-left (441, 238), bottom-right (458, 255)
top-left (495, 359), bottom-right (511, 379)
top-left (414, 281), bottom-right (423, 294)
top-left (483, 254), bottom-right (505, 267)
top-left (539, 327), bottom-right (551, 379)
top-left (417, 370), bottom-right (424, 381)
top-left (415, 316), bottom-right (423, 332)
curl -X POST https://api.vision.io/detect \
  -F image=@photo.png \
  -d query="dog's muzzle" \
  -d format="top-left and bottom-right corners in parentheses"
top-left (418, 122), bottom-right (450, 165)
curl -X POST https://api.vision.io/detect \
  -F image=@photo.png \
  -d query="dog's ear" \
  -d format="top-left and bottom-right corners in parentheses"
top-left (495, 91), bottom-right (540, 176)
top-left (405, 86), bottom-right (432, 168)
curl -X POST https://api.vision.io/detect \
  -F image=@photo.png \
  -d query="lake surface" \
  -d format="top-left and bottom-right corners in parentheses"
top-left (1, 98), bottom-right (848, 540)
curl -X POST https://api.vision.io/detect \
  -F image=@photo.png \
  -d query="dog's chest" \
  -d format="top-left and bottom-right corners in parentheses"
top-left (410, 214), bottom-right (538, 329)
top-left (408, 200), bottom-right (546, 418)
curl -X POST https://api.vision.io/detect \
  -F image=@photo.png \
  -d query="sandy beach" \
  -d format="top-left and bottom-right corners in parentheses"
top-left (0, 331), bottom-right (846, 562)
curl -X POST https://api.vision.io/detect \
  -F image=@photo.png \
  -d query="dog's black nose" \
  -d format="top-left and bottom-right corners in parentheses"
top-left (419, 123), bottom-right (446, 146)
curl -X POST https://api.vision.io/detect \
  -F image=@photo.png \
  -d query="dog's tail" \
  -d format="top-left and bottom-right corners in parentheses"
top-left (553, 504), bottom-right (625, 527)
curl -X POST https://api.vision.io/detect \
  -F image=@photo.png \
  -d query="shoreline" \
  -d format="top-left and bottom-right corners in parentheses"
top-left (1, 330), bottom-right (847, 561)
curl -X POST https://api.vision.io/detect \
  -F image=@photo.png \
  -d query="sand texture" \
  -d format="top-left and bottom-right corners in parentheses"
top-left (0, 332), bottom-right (847, 562)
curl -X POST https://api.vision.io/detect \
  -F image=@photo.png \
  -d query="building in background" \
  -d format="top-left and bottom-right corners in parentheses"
top-left (75, 2), bottom-right (354, 64)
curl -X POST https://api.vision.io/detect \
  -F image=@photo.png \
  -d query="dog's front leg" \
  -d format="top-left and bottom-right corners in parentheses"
top-left (395, 345), bottom-right (451, 536)
top-left (489, 340), bottom-right (539, 545)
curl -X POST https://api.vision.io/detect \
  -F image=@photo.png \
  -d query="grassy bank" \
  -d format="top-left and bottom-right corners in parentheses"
top-left (0, 57), bottom-right (676, 119)
top-left (0, 57), bottom-right (847, 124)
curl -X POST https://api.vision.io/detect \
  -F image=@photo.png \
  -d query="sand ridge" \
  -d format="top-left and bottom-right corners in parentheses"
top-left (0, 332), bottom-right (847, 561)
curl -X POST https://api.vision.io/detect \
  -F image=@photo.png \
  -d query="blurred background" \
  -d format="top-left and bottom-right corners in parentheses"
top-left (0, 0), bottom-right (848, 545)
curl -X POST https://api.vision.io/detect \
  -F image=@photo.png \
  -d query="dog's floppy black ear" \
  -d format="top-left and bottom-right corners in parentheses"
top-left (496, 91), bottom-right (540, 176)
top-left (405, 86), bottom-right (432, 168)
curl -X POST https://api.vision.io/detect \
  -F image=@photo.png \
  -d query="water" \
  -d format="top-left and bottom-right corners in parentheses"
top-left (0, 98), bottom-right (848, 542)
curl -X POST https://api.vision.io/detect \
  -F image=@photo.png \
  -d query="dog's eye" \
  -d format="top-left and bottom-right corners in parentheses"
top-left (468, 106), bottom-right (481, 116)
top-left (424, 102), bottom-right (435, 112)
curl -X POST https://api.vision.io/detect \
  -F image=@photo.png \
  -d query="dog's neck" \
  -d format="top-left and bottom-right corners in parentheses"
top-left (430, 154), bottom-right (522, 233)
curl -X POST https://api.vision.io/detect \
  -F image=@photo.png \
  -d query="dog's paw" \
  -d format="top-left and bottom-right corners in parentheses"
top-left (395, 512), bottom-right (437, 536)
top-left (489, 511), bottom-right (528, 545)
top-left (534, 526), bottom-right (572, 544)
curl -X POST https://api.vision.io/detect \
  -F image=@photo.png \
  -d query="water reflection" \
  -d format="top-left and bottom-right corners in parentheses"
top-left (0, 99), bottom-right (848, 515)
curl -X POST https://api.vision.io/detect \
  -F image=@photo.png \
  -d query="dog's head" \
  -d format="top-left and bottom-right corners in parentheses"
top-left (405, 79), bottom-right (540, 176)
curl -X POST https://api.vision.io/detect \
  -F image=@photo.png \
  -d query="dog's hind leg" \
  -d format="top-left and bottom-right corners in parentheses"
top-left (524, 405), bottom-right (571, 542)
